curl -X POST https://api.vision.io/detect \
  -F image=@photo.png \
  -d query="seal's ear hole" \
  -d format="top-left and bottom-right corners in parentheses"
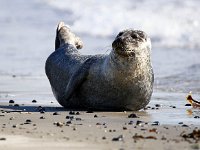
top-left (118, 32), bottom-right (123, 36)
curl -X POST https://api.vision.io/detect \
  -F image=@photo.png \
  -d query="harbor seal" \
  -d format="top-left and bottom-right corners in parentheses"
top-left (45, 22), bottom-right (154, 111)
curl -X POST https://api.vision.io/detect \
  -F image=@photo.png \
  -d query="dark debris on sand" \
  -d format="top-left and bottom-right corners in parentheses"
top-left (0, 138), bottom-right (6, 141)
top-left (1, 99), bottom-right (200, 149)
top-left (128, 113), bottom-right (139, 118)
top-left (181, 129), bottom-right (200, 141)
top-left (112, 135), bottom-right (124, 141)
top-left (9, 100), bottom-right (15, 104)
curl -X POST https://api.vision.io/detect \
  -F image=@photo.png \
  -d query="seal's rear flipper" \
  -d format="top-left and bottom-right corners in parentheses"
top-left (55, 22), bottom-right (65, 50)
top-left (55, 21), bottom-right (83, 50)
top-left (62, 57), bottom-right (95, 101)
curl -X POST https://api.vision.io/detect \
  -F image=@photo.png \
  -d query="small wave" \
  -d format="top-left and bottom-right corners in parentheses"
top-left (45, 0), bottom-right (200, 49)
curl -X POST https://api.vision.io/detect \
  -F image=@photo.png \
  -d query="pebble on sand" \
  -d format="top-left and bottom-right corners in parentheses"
top-left (32, 100), bottom-right (37, 103)
top-left (112, 135), bottom-right (123, 141)
top-left (128, 113), bottom-right (139, 118)
top-left (194, 116), bottom-right (200, 119)
top-left (26, 119), bottom-right (32, 123)
top-left (40, 116), bottom-right (45, 119)
top-left (151, 121), bottom-right (160, 126)
top-left (0, 138), bottom-right (6, 140)
top-left (66, 116), bottom-right (74, 120)
top-left (155, 104), bottom-right (161, 107)
top-left (185, 104), bottom-right (192, 106)
top-left (9, 100), bottom-right (15, 104)
top-left (53, 112), bottom-right (60, 115)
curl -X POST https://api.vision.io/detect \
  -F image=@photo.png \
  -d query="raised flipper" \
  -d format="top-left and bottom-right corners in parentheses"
top-left (55, 21), bottom-right (83, 50)
top-left (55, 22), bottom-right (65, 50)
top-left (62, 57), bottom-right (96, 101)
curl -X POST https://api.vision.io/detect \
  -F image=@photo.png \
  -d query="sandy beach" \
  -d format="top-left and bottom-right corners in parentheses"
top-left (0, 95), bottom-right (200, 150)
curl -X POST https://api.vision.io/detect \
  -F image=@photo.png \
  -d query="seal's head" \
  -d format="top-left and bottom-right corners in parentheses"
top-left (112, 30), bottom-right (151, 58)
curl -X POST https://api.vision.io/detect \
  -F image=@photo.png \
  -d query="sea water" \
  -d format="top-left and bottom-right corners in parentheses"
top-left (0, 0), bottom-right (199, 124)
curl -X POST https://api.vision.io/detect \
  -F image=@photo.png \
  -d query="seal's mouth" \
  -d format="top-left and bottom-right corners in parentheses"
top-left (113, 43), bottom-right (136, 57)
top-left (112, 30), bottom-right (148, 57)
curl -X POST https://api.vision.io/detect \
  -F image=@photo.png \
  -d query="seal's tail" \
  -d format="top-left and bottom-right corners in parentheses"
top-left (55, 21), bottom-right (83, 50)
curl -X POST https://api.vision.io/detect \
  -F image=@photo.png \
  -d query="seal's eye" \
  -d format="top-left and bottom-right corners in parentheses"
top-left (118, 32), bottom-right (123, 36)
top-left (131, 33), bottom-right (139, 39)
top-left (137, 31), bottom-right (147, 41)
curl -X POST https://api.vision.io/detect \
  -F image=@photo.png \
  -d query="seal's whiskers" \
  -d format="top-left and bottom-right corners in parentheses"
top-left (103, 45), bottom-right (112, 55)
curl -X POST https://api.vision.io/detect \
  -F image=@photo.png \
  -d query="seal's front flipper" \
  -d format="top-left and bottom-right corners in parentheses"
top-left (62, 57), bottom-right (95, 101)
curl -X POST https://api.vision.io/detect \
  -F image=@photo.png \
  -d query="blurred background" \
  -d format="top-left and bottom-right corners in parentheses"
top-left (0, 0), bottom-right (200, 98)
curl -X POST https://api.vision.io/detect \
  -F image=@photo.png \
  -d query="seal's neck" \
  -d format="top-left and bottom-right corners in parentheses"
top-left (108, 50), bottom-right (151, 72)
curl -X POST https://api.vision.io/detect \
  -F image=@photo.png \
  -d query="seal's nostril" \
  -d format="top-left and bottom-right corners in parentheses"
top-left (131, 33), bottom-right (139, 39)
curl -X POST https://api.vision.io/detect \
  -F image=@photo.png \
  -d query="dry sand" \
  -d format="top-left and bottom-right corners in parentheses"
top-left (0, 100), bottom-right (200, 150)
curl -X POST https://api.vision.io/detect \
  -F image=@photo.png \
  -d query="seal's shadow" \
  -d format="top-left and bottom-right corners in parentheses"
top-left (0, 105), bottom-right (131, 112)
top-left (0, 105), bottom-right (67, 112)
